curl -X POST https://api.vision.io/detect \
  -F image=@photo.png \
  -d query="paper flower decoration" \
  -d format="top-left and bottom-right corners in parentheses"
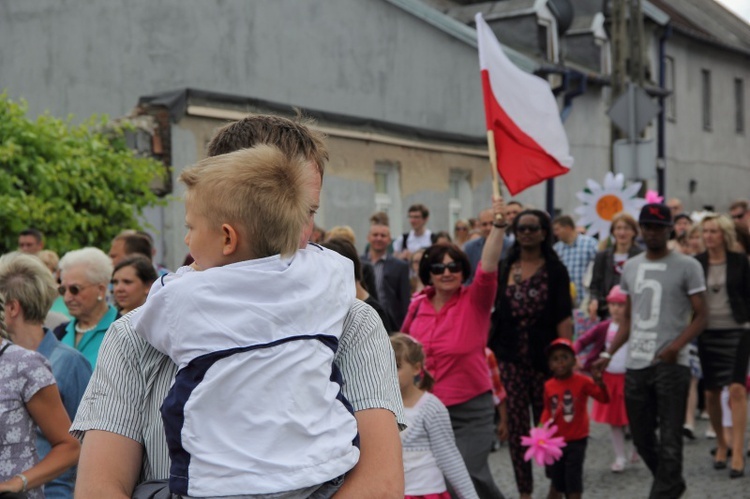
top-left (575, 172), bottom-right (646, 240)
top-left (645, 190), bottom-right (663, 204)
top-left (521, 420), bottom-right (567, 466)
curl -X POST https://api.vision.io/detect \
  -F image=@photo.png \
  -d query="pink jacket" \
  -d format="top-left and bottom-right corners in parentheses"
top-left (573, 320), bottom-right (611, 373)
top-left (402, 263), bottom-right (497, 407)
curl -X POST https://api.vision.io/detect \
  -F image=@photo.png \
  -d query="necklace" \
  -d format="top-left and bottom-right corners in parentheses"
top-left (75, 322), bottom-right (96, 334)
top-left (512, 262), bottom-right (523, 285)
top-left (707, 262), bottom-right (726, 294)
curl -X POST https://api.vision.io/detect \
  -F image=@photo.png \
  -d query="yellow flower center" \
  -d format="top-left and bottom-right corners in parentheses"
top-left (596, 194), bottom-right (624, 221)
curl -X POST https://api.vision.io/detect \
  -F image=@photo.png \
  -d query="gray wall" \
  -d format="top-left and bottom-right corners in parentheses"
top-left (1, 0), bottom-right (486, 136)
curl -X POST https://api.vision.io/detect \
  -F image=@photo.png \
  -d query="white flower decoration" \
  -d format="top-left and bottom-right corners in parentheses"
top-left (574, 172), bottom-right (646, 240)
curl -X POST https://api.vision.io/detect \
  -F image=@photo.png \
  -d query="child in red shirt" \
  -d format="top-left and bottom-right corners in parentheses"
top-left (542, 338), bottom-right (609, 499)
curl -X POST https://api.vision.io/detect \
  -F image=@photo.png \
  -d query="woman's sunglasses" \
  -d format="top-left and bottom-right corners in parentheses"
top-left (58, 283), bottom-right (96, 296)
top-left (516, 224), bottom-right (542, 234)
top-left (430, 262), bottom-right (462, 275)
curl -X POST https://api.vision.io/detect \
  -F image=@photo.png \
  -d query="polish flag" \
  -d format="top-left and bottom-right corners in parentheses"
top-left (476, 13), bottom-right (573, 195)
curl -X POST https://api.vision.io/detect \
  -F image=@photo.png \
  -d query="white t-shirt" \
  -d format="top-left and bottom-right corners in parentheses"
top-left (393, 229), bottom-right (433, 254)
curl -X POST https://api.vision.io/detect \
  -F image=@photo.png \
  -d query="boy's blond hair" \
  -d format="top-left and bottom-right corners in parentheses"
top-left (179, 145), bottom-right (315, 259)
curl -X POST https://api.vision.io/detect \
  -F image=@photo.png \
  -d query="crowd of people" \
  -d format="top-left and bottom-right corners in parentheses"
top-left (0, 111), bottom-right (749, 499)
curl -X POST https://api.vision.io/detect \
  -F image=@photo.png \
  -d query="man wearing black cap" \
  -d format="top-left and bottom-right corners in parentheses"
top-left (594, 203), bottom-right (707, 498)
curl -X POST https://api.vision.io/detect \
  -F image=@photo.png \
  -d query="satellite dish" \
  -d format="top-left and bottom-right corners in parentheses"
top-left (547, 0), bottom-right (574, 35)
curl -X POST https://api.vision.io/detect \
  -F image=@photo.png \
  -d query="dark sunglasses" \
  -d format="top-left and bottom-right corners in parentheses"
top-left (732, 213), bottom-right (745, 220)
top-left (58, 283), bottom-right (96, 296)
top-left (516, 224), bottom-right (542, 233)
top-left (430, 262), bottom-right (462, 275)
top-left (455, 226), bottom-right (468, 231)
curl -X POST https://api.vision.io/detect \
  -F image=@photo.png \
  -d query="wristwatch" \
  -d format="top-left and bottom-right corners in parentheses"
top-left (599, 352), bottom-right (612, 360)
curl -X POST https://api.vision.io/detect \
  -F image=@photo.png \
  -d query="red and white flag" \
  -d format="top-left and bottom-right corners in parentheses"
top-left (476, 13), bottom-right (573, 195)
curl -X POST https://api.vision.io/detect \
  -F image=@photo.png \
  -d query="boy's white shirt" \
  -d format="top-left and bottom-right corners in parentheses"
top-left (130, 246), bottom-right (360, 496)
top-left (132, 246), bottom-right (355, 367)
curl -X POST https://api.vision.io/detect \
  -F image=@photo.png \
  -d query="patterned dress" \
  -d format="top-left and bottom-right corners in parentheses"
top-left (499, 267), bottom-right (551, 495)
top-left (0, 339), bottom-right (56, 499)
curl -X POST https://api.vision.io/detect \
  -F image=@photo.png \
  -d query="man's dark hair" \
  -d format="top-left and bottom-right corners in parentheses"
top-left (507, 200), bottom-right (524, 208)
top-left (19, 228), bottom-right (43, 242)
top-left (552, 215), bottom-right (576, 229)
top-left (206, 114), bottom-right (328, 177)
top-left (121, 234), bottom-right (153, 260)
top-left (113, 255), bottom-right (158, 285)
top-left (321, 238), bottom-right (362, 282)
top-left (408, 204), bottom-right (429, 219)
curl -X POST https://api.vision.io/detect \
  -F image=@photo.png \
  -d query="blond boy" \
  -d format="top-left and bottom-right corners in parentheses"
top-left (132, 145), bottom-right (359, 498)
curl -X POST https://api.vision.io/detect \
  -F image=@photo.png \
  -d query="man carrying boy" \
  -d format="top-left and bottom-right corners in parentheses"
top-left (131, 146), bottom-right (358, 497)
top-left (542, 338), bottom-right (608, 499)
top-left (72, 115), bottom-right (405, 498)
top-left (594, 203), bottom-right (707, 498)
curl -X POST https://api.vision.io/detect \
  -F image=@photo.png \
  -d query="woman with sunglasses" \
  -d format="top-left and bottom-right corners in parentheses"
top-left (402, 197), bottom-right (507, 498)
top-left (489, 209), bottom-right (573, 499)
top-left (53, 247), bottom-right (119, 368)
top-left (111, 255), bottom-right (158, 315)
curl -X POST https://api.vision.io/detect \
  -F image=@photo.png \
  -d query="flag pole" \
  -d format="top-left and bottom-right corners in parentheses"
top-left (486, 130), bottom-right (504, 222)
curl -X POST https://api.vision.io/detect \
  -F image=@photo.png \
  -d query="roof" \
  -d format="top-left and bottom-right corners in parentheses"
top-left (649, 0), bottom-right (750, 55)
top-left (137, 88), bottom-right (488, 146)
top-left (383, 0), bottom-right (539, 72)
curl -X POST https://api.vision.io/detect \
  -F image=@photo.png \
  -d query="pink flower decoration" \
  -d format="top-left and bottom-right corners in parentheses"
top-left (521, 420), bottom-right (567, 466)
top-left (645, 190), bottom-right (663, 204)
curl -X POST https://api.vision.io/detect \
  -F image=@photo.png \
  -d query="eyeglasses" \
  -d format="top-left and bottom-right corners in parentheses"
top-left (430, 262), bottom-right (462, 275)
top-left (516, 224), bottom-right (542, 233)
top-left (58, 283), bottom-right (96, 296)
top-left (455, 226), bottom-right (468, 232)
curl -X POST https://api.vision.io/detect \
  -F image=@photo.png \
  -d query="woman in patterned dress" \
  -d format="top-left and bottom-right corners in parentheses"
top-left (0, 333), bottom-right (80, 497)
top-left (489, 209), bottom-right (573, 499)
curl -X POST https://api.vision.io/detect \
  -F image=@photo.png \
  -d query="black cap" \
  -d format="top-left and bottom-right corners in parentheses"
top-left (639, 203), bottom-right (673, 226)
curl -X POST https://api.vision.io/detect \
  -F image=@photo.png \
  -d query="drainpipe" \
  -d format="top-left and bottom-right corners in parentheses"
top-left (657, 24), bottom-right (672, 197)
top-left (546, 69), bottom-right (587, 216)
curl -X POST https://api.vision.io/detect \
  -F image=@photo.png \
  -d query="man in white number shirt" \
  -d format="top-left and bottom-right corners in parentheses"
top-left (594, 203), bottom-right (707, 499)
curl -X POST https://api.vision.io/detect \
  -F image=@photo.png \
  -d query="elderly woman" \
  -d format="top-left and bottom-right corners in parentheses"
top-left (402, 197), bottom-right (506, 498)
top-left (53, 247), bottom-right (118, 367)
top-left (489, 209), bottom-right (573, 499)
top-left (111, 255), bottom-right (158, 315)
top-left (589, 212), bottom-right (642, 320)
top-left (696, 214), bottom-right (750, 477)
top-left (0, 252), bottom-right (92, 498)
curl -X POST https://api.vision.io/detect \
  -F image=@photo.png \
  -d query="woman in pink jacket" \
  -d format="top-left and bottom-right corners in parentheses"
top-left (402, 197), bottom-right (506, 499)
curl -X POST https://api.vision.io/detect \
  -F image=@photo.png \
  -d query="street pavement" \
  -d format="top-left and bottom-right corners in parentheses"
top-left (488, 416), bottom-right (750, 498)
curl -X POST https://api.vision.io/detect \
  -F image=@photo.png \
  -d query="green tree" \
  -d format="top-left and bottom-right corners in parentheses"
top-left (0, 92), bottom-right (166, 255)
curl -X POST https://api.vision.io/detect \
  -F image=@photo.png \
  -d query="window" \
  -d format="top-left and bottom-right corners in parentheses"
top-left (448, 171), bottom-right (472, 232)
top-left (702, 69), bottom-right (712, 131)
top-left (374, 161), bottom-right (402, 236)
top-left (664, 56), bottom-right (676, 122)
top-left (735, 78), bottom-right (745, 134)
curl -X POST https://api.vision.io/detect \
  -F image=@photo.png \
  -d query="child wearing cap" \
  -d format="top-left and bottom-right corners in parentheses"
top-left (574, 285), bottom-right (633, 472)
top-left (541, 338), bottom-right (609, 499)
